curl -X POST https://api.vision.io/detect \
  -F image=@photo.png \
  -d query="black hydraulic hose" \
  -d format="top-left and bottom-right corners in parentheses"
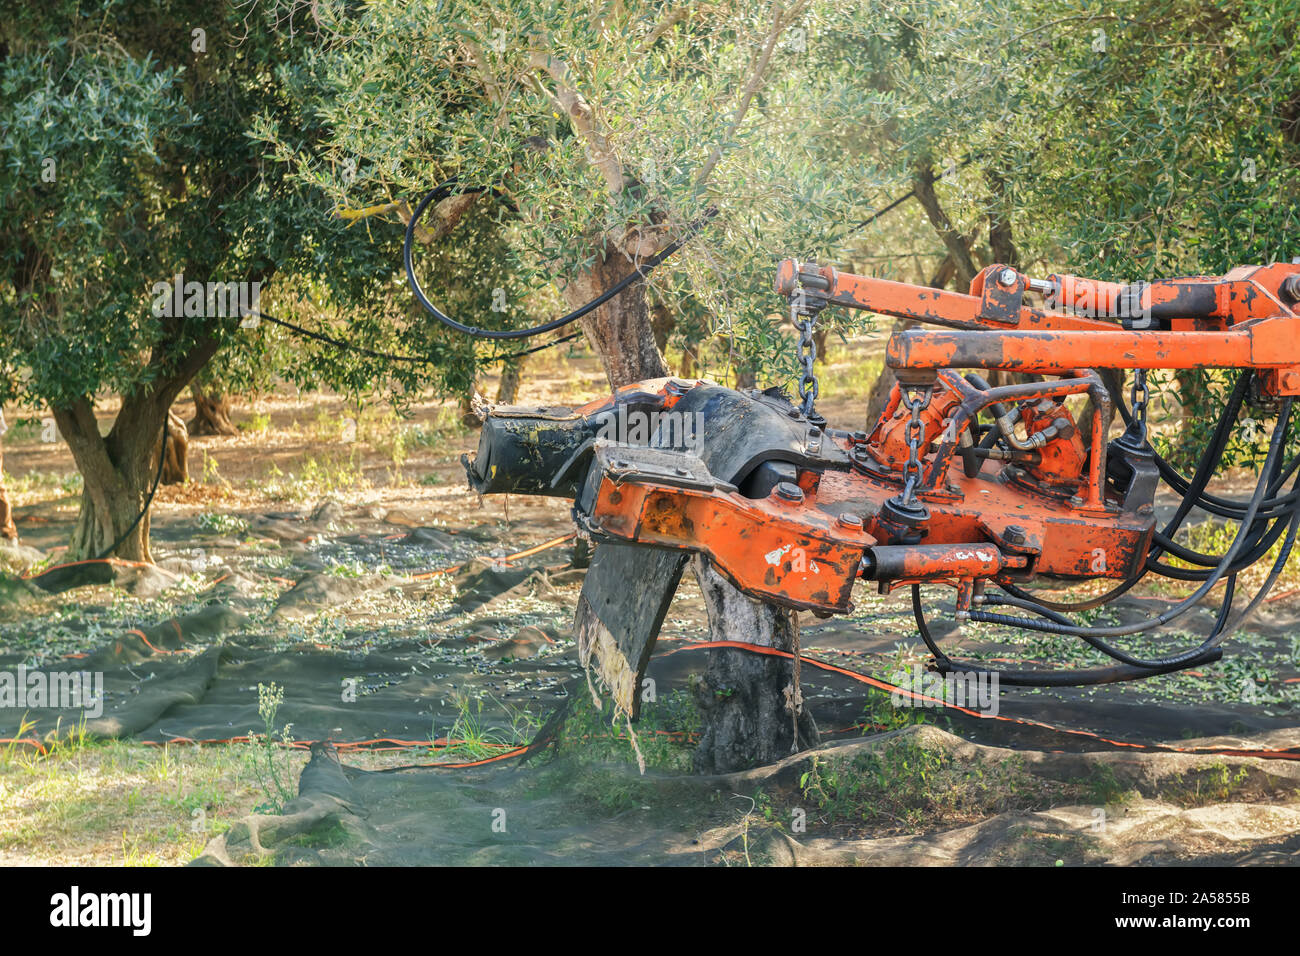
top-left (253, 312), bottom-right (582, 366)
top-left (1107, 371), bottom-right (1300, 518)
top-left (403, 179), bottom-right (717, 340)
top-left (981, 576), bottom-right (1238, 670)
top-left (1223, 489), bottom-right (1300, 633)
top-left (1148, 513), bottom-right (1292, 579)
top-left (998, 574), bottom-right (1146, 613)
top-left (969, 398), bottom-right (1293, 642)
top-left (1148, 450), bottom-right (1300, 581)
top-left (996, 371), bottom-right (1250, 613)
top-left (1147, 369), bottom-right (1253, 540)
top-left (1060, 459), bottom-right (1300, 662)
top-left (910, 585), bottom-right (1222, 687)
top-left (1146, 409), bottom-right (1296, 575)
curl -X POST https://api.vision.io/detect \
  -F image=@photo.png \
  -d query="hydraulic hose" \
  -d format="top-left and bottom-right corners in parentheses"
top-left (402, 179), bottom-right (716, 340)
top-left (967, 398), bottom-right (1293, 642)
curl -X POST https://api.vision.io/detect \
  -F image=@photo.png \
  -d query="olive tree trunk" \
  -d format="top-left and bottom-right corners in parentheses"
top-left (565, 242), bottom-right (816, 772)
top-left (188, 385), bottom-right (238, 436)
top-left (690, 558), bottom-right (819, 772)
top-left (161, 410), bottom-right (189, 485)
top-left (496, 356), bottom-right (526, 405)
top-left (0, 439), bottom-right (16, 542)
top-left (55, 398), bottom-right (167, 563)
top-left (54, 343), bottom-right (216, 562)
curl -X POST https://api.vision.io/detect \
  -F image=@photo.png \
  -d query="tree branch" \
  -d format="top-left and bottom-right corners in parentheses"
top-left (693, 0), bottom-right (812, 192)
top-left (527, 51), bottom-right (627, 195)
top-left (911, 160), bottom-right (980, 290)
top-left (636, 2), bottom-right (715, 53)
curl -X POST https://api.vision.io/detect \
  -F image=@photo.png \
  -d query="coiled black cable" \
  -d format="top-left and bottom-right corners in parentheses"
top-left (967, 398), bottom-right (1293, 649)
top-left (1106, 371), bottom-right (1300, 518)
top-left (402, 179), bottom-right (717, 340)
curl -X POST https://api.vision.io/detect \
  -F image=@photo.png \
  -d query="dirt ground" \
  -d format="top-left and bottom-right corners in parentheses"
top-left (2, 336), bottom-right (1299, 866)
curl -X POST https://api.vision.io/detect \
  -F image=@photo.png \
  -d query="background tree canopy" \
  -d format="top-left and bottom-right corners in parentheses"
top-left (1, 0), bottom-right (1297, 559)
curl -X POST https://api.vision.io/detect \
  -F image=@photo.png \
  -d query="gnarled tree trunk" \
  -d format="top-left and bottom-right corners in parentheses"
top-left (568, 240), bottom-right (815, 772)
top-left (690, 558), bottom-right (819, 772)
top-left (54, 341), bottom-right (216, 563)
top-left (562, 246), bottom-right (669, 389)
top-left (188, 385), bottom-right (237, 436)
top-left (55, 398), bottom-right (167, 563)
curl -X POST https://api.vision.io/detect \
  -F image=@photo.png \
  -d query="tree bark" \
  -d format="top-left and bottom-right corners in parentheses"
top-left (680, 337), bottom-right (701, 379)
top-left (55, 399), bottom-right (163, 564)
top-left (650, 300), bottom-right (675, 354)
top-left (54, 338), bottom-right (218, 562)
top-left (496, 357), bottom-right (526, 405)
top-left (161, 410), bottom-right (189, 485)
top-left (985, 169), bottom-right (1020, 269)
top-left (690, 558), bottom-right (819, 773)
top-left (912, 160), bottom-right (980, 289)
top-left (459, 379), bottom-right (483, 429)
top-left (813, 326), bottom-right (829, 365)
top-left (188, 385), bottom-right (238, 436)
top-left (560, 246), bottom-right (669, 389)
top-left (568, 237), bottom-right (814, 771)
top-left (0, 439), bottom-right (16, 542)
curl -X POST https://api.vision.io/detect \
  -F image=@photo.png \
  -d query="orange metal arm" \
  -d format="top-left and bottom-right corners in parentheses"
top-left (777, 259), bottom-right (1300, 395)
top-left (776, 260), bottom-right (1115, 332)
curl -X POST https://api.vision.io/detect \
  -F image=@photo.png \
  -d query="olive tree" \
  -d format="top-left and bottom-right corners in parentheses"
top-left (260, 0), bottom-right (898, 768)
top-left (0, 0), bottom-right (398, 560)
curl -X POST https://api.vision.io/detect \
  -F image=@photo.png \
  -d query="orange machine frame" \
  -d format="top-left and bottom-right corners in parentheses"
top-left (570, 260), bottom-right (1300, 617)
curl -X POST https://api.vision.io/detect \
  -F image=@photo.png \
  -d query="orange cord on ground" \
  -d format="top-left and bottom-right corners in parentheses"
top-left (671, 640), bottom-right (1300, 761)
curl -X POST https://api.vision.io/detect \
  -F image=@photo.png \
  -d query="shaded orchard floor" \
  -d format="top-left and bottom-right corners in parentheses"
top-left (2, 340), bottom-right (1300, 865)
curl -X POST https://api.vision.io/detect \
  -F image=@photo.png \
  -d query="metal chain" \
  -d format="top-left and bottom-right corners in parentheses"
top-left (1130, 368), bottom-right (1150, 442)
top-left (793, 298), bottom-right (820, 418)
top-left (901, 385), bottom-right (930, 503)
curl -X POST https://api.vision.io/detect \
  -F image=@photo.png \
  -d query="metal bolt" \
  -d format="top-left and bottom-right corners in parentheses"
top-left (838, 512), bottom-right (863, 529)
top-left (998, 268), bottom-right (1018, 287)
top-left (775, 481), bottom-right (804, 502)
top-left (673, 467), bottom-right (691, 477)
top-left (1004, 524), bottom-right (1026, 544)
